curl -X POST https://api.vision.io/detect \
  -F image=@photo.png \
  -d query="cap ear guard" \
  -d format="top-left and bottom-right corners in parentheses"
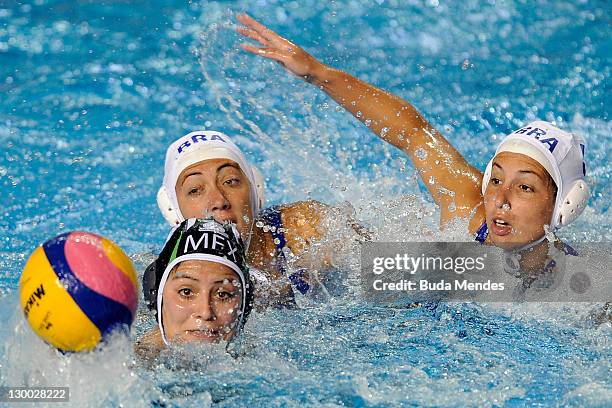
top-left (157, 186), bottom-right (183, 226)
top-left (251, 165), bottom-right (266, 211)
top-left (142, 261), bottom-right (159, 311)
top-left (554, 179), bottom-right (589, 227)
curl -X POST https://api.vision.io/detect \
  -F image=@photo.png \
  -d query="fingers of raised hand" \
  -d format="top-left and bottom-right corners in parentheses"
top-left (236, 26), bottom-right (269, 46)
top-left (240, 44), bottom-right (289, 62)
top-left (236, 14), bottom-right (286, 45)
top-left (237, 14), bottom-right (271, 37)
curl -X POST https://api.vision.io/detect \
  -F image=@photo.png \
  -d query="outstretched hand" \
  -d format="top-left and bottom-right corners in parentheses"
top-left (236, 14), bottom-right (324, 80)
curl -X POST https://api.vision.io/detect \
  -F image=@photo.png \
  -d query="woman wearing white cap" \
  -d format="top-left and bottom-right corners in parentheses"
top-left (157, 129), bottom-right (367, 301)
top-left (236, 15), bottom-right (590, 274)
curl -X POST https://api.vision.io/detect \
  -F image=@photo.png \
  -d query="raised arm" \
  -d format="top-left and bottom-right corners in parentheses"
top-left (237, 14), bottom-right (485, 228)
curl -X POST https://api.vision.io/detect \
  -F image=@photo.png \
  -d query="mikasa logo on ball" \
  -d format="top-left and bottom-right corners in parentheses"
top-left (23, 284), bottom-right (46, 318)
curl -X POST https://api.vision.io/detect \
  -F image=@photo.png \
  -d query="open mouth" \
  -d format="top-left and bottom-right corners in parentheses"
top-left (184, 329), bottom-right (222, 342)
top-left (490, 217), bottom-right (513, 237)
top-left (494, 218), bottom-right (510, 227)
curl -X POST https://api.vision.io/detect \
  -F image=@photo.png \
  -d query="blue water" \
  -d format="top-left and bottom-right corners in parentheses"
top-left (1, 0), bottom-right (610, 406)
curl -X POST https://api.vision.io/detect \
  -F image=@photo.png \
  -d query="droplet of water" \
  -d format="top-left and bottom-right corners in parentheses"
top-left (415, 148), bottom-right (428, 160)
top-left (461, 59), bottom-right (473, 70)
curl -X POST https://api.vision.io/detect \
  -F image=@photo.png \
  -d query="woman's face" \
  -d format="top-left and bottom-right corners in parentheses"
top-left (483, 152), bottom-right (556, 250)
top-left (175, 158), bottom-right (253, 238)
top-left (161, 260), bottom-right (243, 343)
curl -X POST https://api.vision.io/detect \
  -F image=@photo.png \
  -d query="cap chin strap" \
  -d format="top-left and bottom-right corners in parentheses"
top-left (482, 159), bottom-right (589, 229)
top-left (502, 232), bottom-right (550, 276)
top-left (511, 232), bottom-right (549, 254)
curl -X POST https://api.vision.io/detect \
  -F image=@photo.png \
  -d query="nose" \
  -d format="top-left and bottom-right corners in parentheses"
top-left (205, 185), bottom-right (231, 214)
top-left (192, 292), bottom-right (216, 322)
top-left (493, 184), bottom-right (512, 210)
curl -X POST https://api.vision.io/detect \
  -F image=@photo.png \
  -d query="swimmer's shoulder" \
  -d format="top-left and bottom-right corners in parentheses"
top-left (277, 200), bottom-right (328, 255)
top-left (134, 326), bottom-right (164, 361)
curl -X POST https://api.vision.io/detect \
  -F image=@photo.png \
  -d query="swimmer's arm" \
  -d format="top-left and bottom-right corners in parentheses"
top-left (237, 14), bottom-right (484, 226)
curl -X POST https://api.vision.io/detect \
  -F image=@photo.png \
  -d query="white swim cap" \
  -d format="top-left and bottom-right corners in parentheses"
top-left (157, 130), bottom-right (265, 226)
top-left (482, 121), bottom-right (589, 229)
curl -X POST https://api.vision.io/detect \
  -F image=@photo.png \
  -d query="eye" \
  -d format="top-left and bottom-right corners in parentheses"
top-left (216, 289), bottom-right (237, 301)
top-left (519, 184), bottom-right (534, 193)
top-left (178, 288), bottom-right (194, 298)
top-left (187, 186), bottom-right (202, 196)
top-left (223, 177), bottom-right (240, 186)
top-left (491, 177), bottom-right (501, 185)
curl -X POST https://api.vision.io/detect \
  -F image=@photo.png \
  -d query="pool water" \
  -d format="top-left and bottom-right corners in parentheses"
top-left (0, 0), bottom-right (610, 406)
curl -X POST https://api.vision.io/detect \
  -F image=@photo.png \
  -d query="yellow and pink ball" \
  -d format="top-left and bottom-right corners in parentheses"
top-left (19, 232), bottom-right (139, 352)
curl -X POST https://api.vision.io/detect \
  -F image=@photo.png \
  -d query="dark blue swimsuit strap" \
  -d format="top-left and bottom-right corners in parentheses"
top-left (259, 206), bottom-right (310, 295)
top-left (475, 221), bottom-right (488, 244)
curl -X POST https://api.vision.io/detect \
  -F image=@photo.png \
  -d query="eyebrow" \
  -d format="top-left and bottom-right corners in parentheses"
top-left (215, 278), bottom-right (239, 285)
top-left (518, 170), bottom-right (545, 180)
top-left (217, 163), bottom-right (240, 173)
top-left (172, 273), bottom-right (199, 282)
top-left (180, 163), bottom-right (241, 186)
top-left (492, 162), bottom-right (545, 181)
top-left (172, 272), bottom-right (239, 284)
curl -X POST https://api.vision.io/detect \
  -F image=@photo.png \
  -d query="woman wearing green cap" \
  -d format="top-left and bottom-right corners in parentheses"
top-left (136, 217), bottom-right (254, 356)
